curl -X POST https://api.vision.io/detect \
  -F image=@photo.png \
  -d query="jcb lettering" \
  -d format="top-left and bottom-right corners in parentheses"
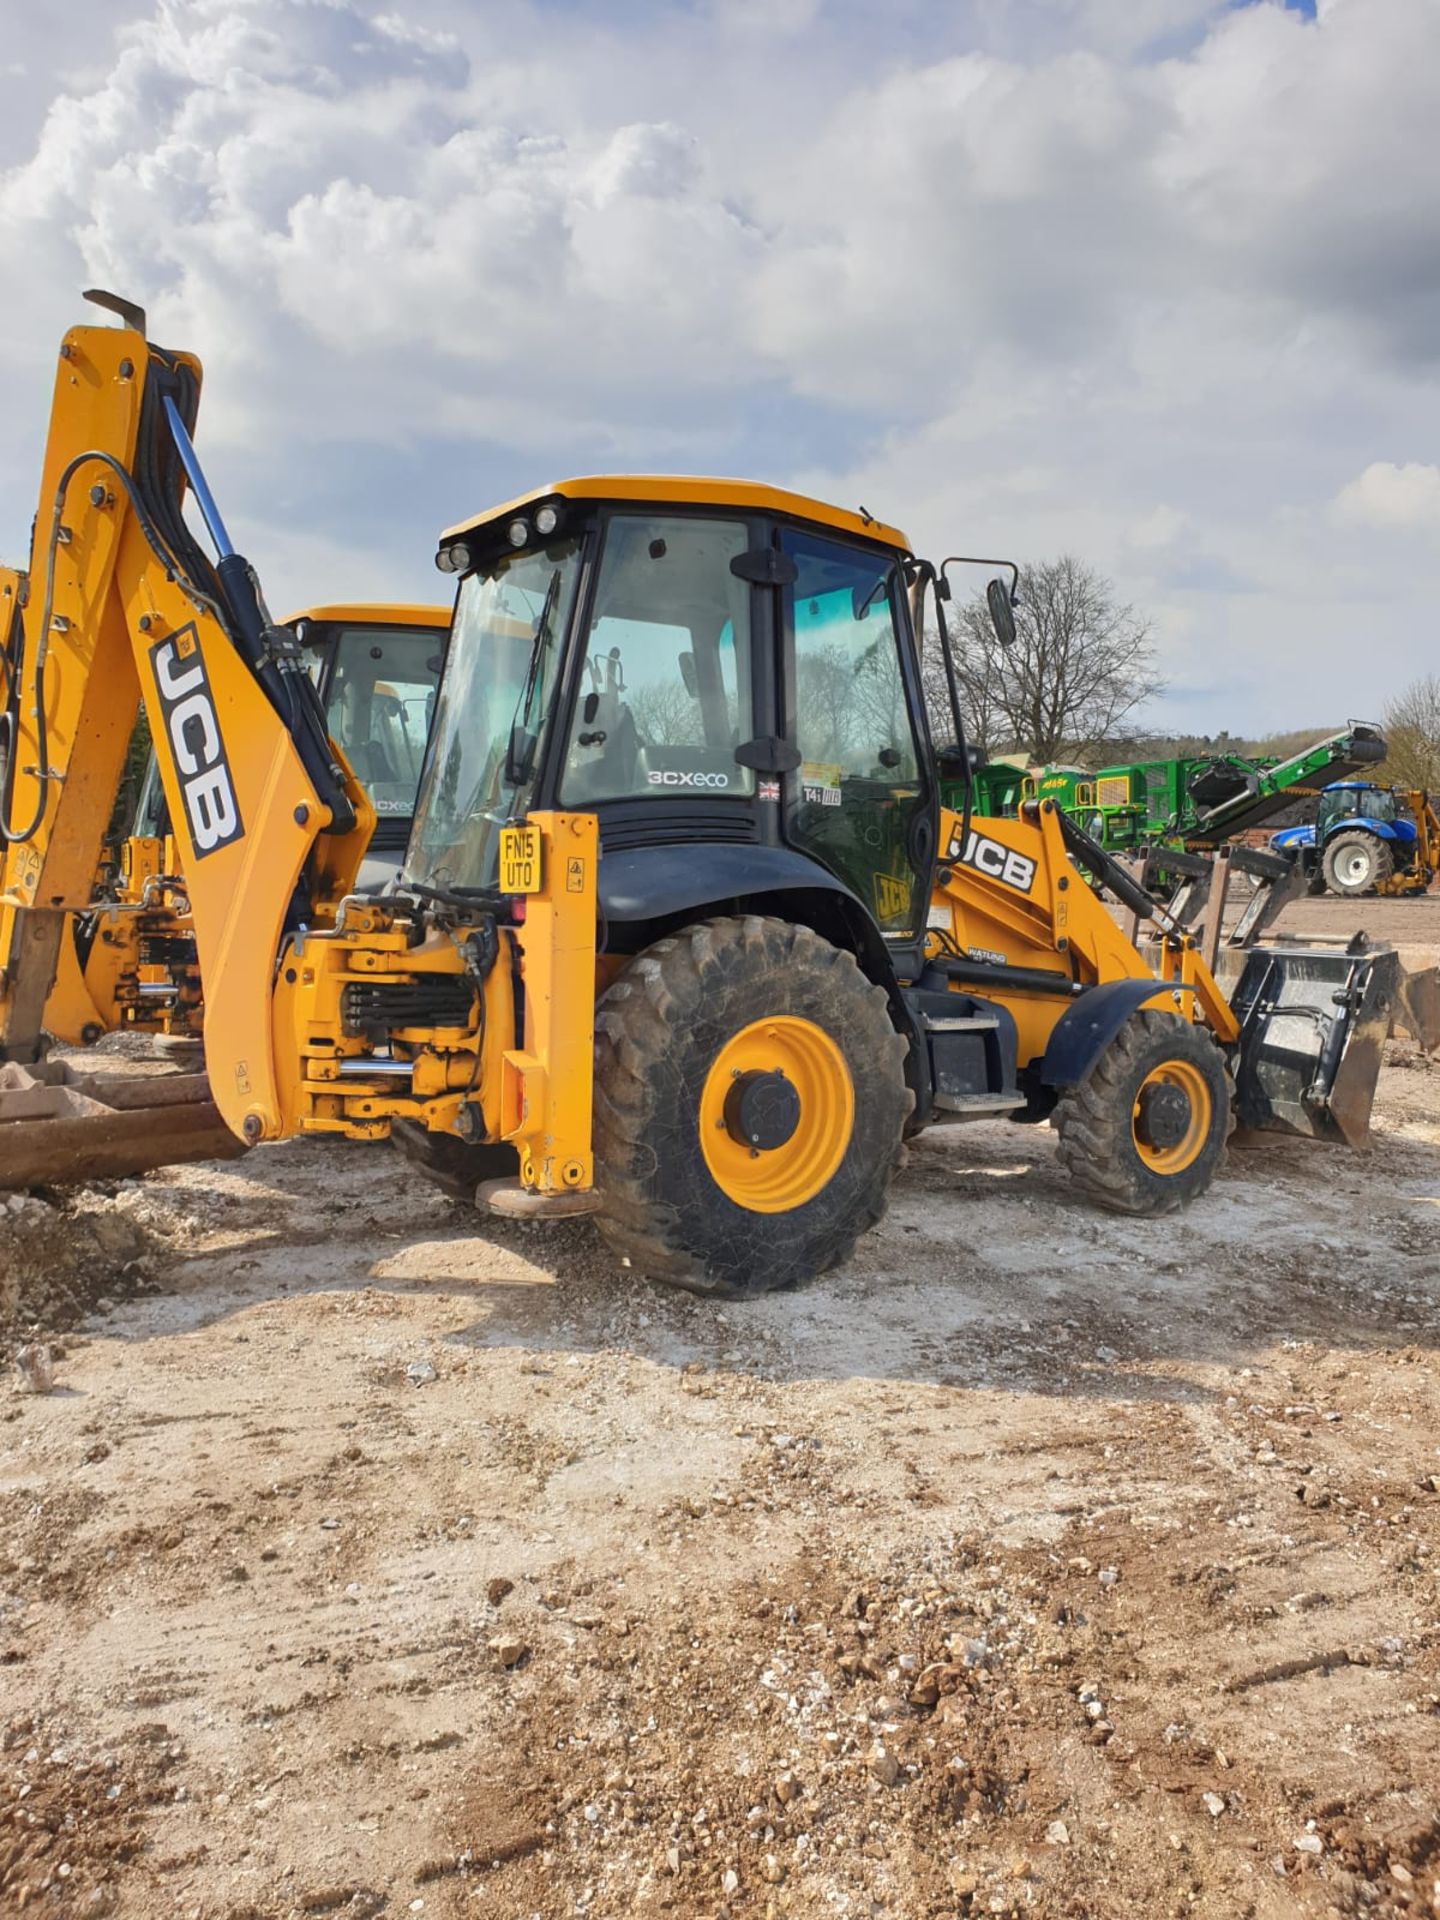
top-left (148, 626), bottom-right (245, 859)
top-left (169, 691), bottom-right (221, 776)
top-left (947, 828), bottom-right (1037, 895)
top-left (154, 644), bottom-right (203, 701)
top-left (187, 764), bottom-right (241, 851)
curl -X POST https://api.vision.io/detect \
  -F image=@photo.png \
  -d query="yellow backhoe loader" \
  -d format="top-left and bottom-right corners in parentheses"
top-left (28, 602), bottom-right (449, 1048)
top-left (0, 296), bottom-right (1432, 1293)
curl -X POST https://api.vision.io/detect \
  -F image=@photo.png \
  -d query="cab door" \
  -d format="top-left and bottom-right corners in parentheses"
top-left (778, 527), bottom-right (933, 944)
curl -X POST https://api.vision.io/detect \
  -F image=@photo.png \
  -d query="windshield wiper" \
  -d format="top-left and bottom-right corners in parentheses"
top-left (503, 567), bottom-right (563, 788)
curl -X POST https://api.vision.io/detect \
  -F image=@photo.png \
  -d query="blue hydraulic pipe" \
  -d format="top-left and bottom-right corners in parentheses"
top-left (157, 387), bottom-right (356, 839)
top-left (162, 394), bottom-right (235, 559)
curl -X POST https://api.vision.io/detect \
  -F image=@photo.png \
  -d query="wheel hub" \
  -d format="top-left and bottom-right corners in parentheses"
top-left (1134, 1080), bottom-right (1191, 1152)
top-left (723, 1069), bottom-right (801, 1151)
top-left (699, 1015), bottom-right (853, 1213)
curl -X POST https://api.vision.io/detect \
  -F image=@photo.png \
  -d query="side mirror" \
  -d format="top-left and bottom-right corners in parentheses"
top-left (986, 577), bottom-right (1017, 649)
top-left (935, 742), bottom-right (983, 781)
top-left (678, 651), bottom-right (698, 698)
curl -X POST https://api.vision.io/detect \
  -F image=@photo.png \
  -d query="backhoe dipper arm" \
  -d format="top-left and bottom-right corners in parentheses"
top-left (0, 314), bottom-right (370, 1141)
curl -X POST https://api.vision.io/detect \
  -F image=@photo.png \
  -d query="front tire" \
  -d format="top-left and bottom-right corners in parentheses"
top-left (593, 916), bottom-right (911, 1297)
top-left (1323, 831), bottom-right (1392, 897)
top-left (1054, 1010), bottom-right (1232, 1217)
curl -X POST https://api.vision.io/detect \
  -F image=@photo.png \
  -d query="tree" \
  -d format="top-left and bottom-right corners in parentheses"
top-left (628, 679), bottom-right (698, 747)
top-left (1381, 674), bottom-right (1440, 791)
top-left (923, 555), bottom-right (1163, 765)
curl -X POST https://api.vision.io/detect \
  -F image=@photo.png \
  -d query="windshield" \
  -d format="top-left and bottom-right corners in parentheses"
top-left (558, 515), bottom-right (755, 804)
top-left (406, 540), bottom-right (583, 891)
top-left (318, 626), bottom-right (440, 830)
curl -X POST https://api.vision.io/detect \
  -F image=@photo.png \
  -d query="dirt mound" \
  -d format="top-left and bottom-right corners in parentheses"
top-left (0, 1161), bottom-right (238, 1350)
top-left (1, 1712), bottom-right (195, 1913)
top-left (0, 1192), bottom-right (153, 1348)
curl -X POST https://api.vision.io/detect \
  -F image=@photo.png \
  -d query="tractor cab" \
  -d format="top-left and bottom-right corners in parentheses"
top-left (291, 604), bottom-right (450, 890)
top-left (410, 479), bottom-right (936, 958)
top-left (1316, 782), bottom-right (1403, 837)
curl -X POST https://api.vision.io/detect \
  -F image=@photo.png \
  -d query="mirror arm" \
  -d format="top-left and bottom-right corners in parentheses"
top-left (939, 555), bottom-right (1020, 606)
top-left (915, 558), bottom-right (973, 864)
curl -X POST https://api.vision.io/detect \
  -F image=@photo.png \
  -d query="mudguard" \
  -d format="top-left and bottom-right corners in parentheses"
top-left (1039, 978), bottom-right (1173, 1089)
top-left (596, 841), bottom-right (898, 990)
top-left (599, 842), bottom-right (862, 923)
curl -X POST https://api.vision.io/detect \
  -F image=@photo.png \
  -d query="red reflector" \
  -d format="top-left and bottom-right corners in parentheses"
top-left (511, 898), bottom-right (527, 923)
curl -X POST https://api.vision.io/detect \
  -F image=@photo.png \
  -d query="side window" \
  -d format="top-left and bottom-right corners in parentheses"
top-left (789, 544), bottom-right (918, 793)
top-left (784, 531), bottom-right (928, 935)
top-left (561, 515), bottom-right (755, 804)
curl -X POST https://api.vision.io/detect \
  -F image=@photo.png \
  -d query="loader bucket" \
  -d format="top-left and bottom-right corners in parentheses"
top-left (1226, 941), bottom-right (1403, 1148)
top-left (1393, 962), bottom-right (1440, 1052)
top-left (0, 1061), bottom-right (244, 1191)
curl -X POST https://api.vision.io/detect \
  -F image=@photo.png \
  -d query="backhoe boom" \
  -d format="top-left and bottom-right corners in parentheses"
top-left (0, 314), bottom-right (367, 1152)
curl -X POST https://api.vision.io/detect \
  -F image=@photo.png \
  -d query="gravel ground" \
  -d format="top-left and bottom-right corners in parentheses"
top-left (1, 895), bottom-right (1437, 1919)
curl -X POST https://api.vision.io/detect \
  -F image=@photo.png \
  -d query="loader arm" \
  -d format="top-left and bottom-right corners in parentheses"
top-left (931, 799), bottom-right (1239, 1055)
top-left (0, 315), bottom-right (371, 1143)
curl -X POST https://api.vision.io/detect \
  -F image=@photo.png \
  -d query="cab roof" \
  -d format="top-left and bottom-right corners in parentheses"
top-left (442, 476), bottom-right (910, 554)
top-left (284, 603), bottom-right (450, 629)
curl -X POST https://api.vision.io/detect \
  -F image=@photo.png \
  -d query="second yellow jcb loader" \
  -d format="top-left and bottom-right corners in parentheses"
top-left (25, 602), bottom-right (449, 1050)
top-left (0, 296), bottom-right (1430, 1294)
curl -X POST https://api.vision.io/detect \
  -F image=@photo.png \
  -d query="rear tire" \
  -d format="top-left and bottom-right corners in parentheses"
top-left (1322, 831), bottom-right (1392, 897)
top-left (389, 1118), bottom-right (518, 1202)
top-left (593, 916), bottom-right (911, 1297)
top-left (1054, 1010), bottom-right (1232, 1217)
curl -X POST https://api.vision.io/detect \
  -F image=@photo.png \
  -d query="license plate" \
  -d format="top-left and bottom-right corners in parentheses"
top-left (499, 822), bottom-right (542, 895)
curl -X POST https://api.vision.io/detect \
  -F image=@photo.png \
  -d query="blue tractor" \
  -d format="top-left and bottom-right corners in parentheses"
top-left (1271, 781), bottom-right (1438, 897)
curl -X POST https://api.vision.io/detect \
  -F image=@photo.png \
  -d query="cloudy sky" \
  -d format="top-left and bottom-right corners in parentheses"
top-left (1, 0), bottom-right (1434, 734)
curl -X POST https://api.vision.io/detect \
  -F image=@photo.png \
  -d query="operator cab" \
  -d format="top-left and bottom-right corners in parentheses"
top-left (1316, 782), bottom-right (1401, 835)
top-left (410, 479), bottom-right (937, 963)
top-left (290, 605), bottom-right (449, 892)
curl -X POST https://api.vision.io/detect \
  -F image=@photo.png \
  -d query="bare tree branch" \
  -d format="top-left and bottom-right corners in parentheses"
top-left (922, 555), bottom-right (1163, 763)
top-left (1380, 674), bottom-right (1440, 790)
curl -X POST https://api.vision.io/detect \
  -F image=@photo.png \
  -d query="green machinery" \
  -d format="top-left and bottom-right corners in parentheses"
top-left (959, 725), bottom-right (1388, 851)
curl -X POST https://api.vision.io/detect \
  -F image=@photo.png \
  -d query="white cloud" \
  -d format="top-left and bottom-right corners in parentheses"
top-left (0, 0), bottom-right (1438, 725)
top-left (703, 0), bottom-right (823, 36)
top-left (1129, 505), bottom-right (1187, 550)
top-left (1333, 462), bottom-right (1440, 535)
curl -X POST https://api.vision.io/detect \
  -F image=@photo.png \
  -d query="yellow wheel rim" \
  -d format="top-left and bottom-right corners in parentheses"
top-left (1131, 1059), bottom-right (1211, 1175)
top-left (699, 1016), bottom-right (853, 1213)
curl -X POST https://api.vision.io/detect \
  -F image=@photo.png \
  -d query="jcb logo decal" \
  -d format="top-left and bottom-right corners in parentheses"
top-left (947, 827), bottom-right (1037, 895)
top-left (148, 625), bottom-right (244, 858)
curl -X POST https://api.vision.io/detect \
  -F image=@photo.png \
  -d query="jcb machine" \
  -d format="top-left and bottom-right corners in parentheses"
top-left (0, 299), bottom-right (1428, 1293)
top-left (27, 602), bottom-right (449, 1049)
